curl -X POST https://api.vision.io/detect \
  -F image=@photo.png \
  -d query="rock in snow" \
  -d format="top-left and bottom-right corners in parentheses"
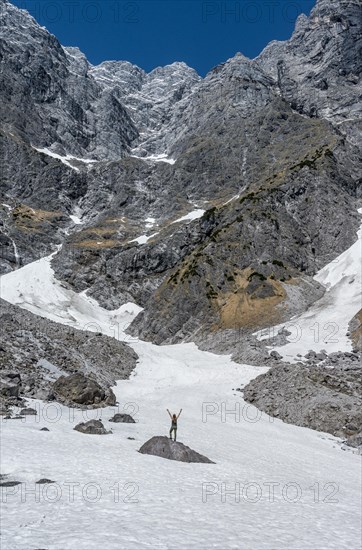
top-left (19, 407), bottom-right (37, 416)
top-left (52, 373), bottom-right (116, 408)
top-left (74, 420), bottom-right (111, 435)
top-left (109, 414), bottom-right (135, 423)
top-left (138, 436), bottom-right (215, 463)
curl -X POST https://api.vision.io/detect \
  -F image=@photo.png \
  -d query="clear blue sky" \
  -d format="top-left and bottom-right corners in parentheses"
top-left (12, 0), bottom-right (316, 75)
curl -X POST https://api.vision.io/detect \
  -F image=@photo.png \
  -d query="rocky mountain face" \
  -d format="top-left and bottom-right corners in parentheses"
top-left (256, 0), bottom-right (362, 124)
top-left (0, 0), bottom-right (361, 358)
top-left (0, 299), bottom-right (137, 412)
top-left (0, 1), bottom-right (138, 161)
top-left (242, 351), bottom-right (362, 441)
top-left (90, 60), bottom-right (201, 156)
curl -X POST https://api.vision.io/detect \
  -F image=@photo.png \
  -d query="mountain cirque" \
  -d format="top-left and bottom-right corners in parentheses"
top-left (0, 0), bottom-right (361, 356)
top-left (0, 0), bottom-right (361, 452)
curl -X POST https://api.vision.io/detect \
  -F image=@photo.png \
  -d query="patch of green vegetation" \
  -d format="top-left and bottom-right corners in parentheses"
top-left (261, 211), bottom-right (272, 219)
top-left (180, 257), bottom-right (201, 282)
top-left (211, 229), bottom-right (222, 242)
top-left (239, 192), bottom-right (258, 205)
top-left (272, 259), bottom-right (285, 268)
top-left (247, 271), bottom-right (267, 282)
top-left (206, 283), bottom-right (218, 300)
top-left (168, 269), bottom-right (180, 285)
top-left (182, 266), bottom-right (199, 281)
top-left (201, 207), bottom-right (217, 222)
top-left (290, 146), bottom-right (332, 172)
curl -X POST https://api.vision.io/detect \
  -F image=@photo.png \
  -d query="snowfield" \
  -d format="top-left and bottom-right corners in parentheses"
top-left (171, 209), bottom-right (206, 224)
top-left (0, 238), bottom-right (361, 549)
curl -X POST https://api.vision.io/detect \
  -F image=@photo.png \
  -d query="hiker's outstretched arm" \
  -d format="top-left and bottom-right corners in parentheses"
top-left (177, 409), bottom-right (182, 419)
top-left (167, 409), bottom-right (172, 418)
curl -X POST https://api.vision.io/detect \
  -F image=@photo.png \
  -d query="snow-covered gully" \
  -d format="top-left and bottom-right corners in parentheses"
top-left (0, 244), bottom-right (361, 549)
top-left (256, 208), bottom-right (362, 361)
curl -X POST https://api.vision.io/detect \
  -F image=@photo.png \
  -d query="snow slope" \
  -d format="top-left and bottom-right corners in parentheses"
top-left (256, 209), bottom-right (362, 361)
top-left (129, 209), bottom-right (206, 245)
top-left (33, 147), bottom-right (98, 171)
top-left (0, 252), bottom-right (361, 549)
top-left (131, 153), bottom-right (176, 165)
top-left (171, 209), bottom-right (205, 224)
top-left (129, 233), bottom-right (159, 245)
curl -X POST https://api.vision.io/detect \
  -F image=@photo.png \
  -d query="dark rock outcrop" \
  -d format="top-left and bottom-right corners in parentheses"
top-left (20, 407), bottom-right (37, 416)
top-left (0, 480), bottom-right (21, 487)
top-left (74, 419), bottom-right (111, 435)
top-left (138, 436), bottom-right (215, 463)
top-left (109, 413), bottom-right (135, 423)
top-left (0, 380), bottom-right (20, 398)
top-left (36, 479), bottom-right (55, 484)
top-left (243, 356), bottom-right (362, 438)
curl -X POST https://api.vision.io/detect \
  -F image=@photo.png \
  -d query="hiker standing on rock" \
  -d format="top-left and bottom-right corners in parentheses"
top-left (167, 408), bottom-right (182, 441)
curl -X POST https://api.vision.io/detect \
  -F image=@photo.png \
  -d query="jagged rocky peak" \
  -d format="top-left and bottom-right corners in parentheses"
top-left (100, 61), bottom-right (202, 155)
top-left (256, 0), bottom-right (362, 122)
top-left (144, 62), bottom-right (200, 104)
top-left (1, 0), bottom-right (67, 72)
top-left (207, 50), bottom-right (275, 89)
top-left (0, 0), bottom-right (138, 160)
top-left (148, 61), bottom-right (200, 83)
top-left (90, 60), bottom-right (146, 95)
top-left (63, 46), bottom-right (90, 76)
top-left (92, 59), bottom-right (199, 104)
top-left (162, 48), bottom-right (278, 157)
top-left (209, 51), bottom-right (250, 71)
top-left (1, 0), bottom-right (200, 154)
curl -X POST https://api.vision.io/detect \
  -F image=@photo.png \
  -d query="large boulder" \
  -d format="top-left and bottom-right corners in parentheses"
top-left (20, 407), bottom-right (37, 416)
top-left (0, 381), bottom-right (20, 398)
top-left (109, 413), bottom-right (135, 423)
top-left (74, 419), bottom-right (111, 435)
top-left (52, 373), bottom-right (116, 407)
top-left (138, 436), bottom-right (215, 463)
